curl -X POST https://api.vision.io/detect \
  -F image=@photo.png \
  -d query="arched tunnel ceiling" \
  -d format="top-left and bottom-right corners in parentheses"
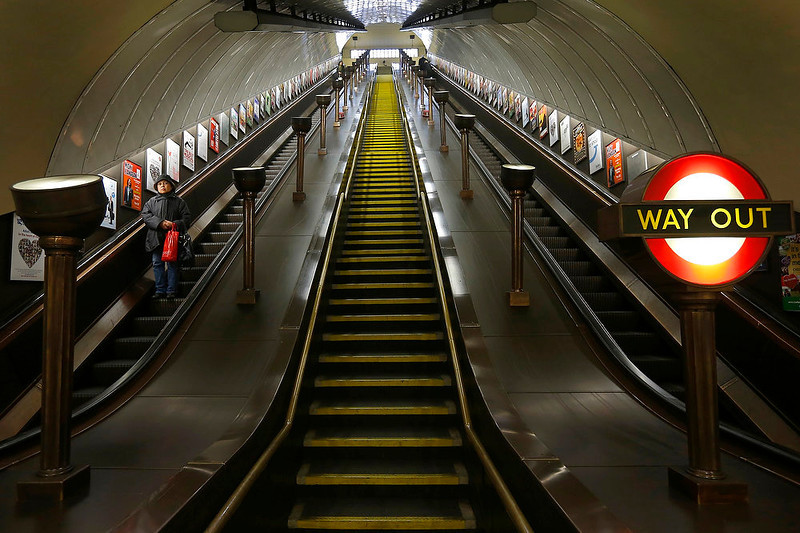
top-left (1, 0), bottom-right (799, 214)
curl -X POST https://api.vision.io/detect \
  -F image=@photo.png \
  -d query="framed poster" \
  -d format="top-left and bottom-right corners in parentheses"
top-left (521, 97), bottom-right (530, 127)
top-left (166, 138), bottom-right (180, 181)
top-left (101, 175), bottom-right (117, 230)
top-left (588, 130), bottom-right (603, 174)
top-left (145, 148), bottom-right (162, 193)
top-left (261, 92), bottom-right (267, 115)
top-left (508, 91), bottom-right (515, 117)
top-left (196, 123), bottom-right (208, 162)
top-left (548, 109), bottom-right (559, 147)
top-left (779, 234), bottom-right (800, 311)
top-left (560, 116), bottom-right (571, 154)
top-left (605, 138), bottom-right (623, 187)
top-left (122, 159), bottom-right (143, 211)
top-left (573, 122), bottom-right (587, 164)
top-left (253, 97), bottom-right (260, 123)
top-left (626, 149), bottom-right (648, 179)
top-left (502, 88), bottom-right (509, 114)
top-left (529, 101), bottom-right (537, 129)
top-left (10, 214), bottom-right (44, 281)
top-left (538, 105), bottom-right (548, 139)
top-left (246, 100), bottom-right (253, 128)
top-left (515, 95), bottom-right (522, 122)
top-left (182, 130), bottom-right (195, 171)
top-left (219, 112), bottom-right (230, 145)
top-left (230, 107), bottom-right (238, 140)
top-left (265, 92), bottom-right (272, 116)
top-left (238, 103), bottom-right (246, 133)
top-left (209, 117), bottom-right (220, 153)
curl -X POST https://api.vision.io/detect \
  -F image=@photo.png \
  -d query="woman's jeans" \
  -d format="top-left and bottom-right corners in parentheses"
top-left (152, 250), bottom-right (179, 295)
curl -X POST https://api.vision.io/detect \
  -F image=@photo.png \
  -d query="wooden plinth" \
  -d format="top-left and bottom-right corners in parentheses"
top-left (507, 290), bottom-right (530, 307)
top-left (236, 288), bottom-right (260, 305)
top-left (668, 467), bottom-right (748, 504)
top-left (17, 464), bottom-right (90, 502)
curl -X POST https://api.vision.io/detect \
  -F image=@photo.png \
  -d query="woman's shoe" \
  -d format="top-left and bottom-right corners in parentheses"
top-left (153, 292), bottom-right (165, 299)
top-left (166, 292), bottom-right (177, 298)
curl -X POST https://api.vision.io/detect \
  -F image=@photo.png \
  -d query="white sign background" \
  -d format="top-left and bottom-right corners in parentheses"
top-left (588, 130), bottom-right (603, 174)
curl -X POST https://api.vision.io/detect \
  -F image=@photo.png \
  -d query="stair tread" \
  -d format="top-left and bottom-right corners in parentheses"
top-left (297, 458), bottom-right (467, 484)
top-left (310, 398), bottom-right (456, 415)
top-left (304, 426), bottom-right (462, 447)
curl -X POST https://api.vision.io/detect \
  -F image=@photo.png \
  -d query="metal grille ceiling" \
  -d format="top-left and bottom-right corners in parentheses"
top-left (260, 0), bottom-right (455, 26)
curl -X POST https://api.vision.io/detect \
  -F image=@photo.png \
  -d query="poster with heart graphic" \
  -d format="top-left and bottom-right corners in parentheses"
top-left (10, 214), bottom-right (44, 281)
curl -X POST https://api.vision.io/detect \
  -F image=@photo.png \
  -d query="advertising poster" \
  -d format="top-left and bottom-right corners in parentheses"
top-left (197, 123), bottom-right (208, 162)
top-left (253, 97), bottom-right (260, 123)
top-left (515, 95), bottom-right (522, 122)
top-left (496, 87), bottom-right (502, 109)
top-left (560, 116), bottom-right (571, 154)
top-left (626, 150), bottom-right (648, 179)
top-left (588, 130), bottom-right (603, 174)
top-left (779, 235), bottom-right (800, 311)
top-left (502, 88), bottom-right (509, 114)
top-left (246, 100), bottom-right (253, 128)
top-left (538, 105), bottom-right (548, 139)
top-left (548, 109), bottom-right (559, 147)
top-left (261, 92), bottom-right (267, 115)
top-left (219, 112), bottom-right (230, 145)
top-left (239, 103), bottom-right (246, 133)
top-left (122, 159), bottom-right (143, 211)
top-left (230, 107), bottom-right (238, 140)
top-left (182, 130), bottom-right (195, 171)
top-left (508, 91), bottom-right (515, 117)
top-left (101, 175), bottom-right (117, 230)
top-left (529, 101), bottom-right (537, 129)
top-left (573, 122), bottom-right (587, 164)
top-left (10, 214), bottom-right (44, 281)
top-left (145, 148), bottom-right (162, 193)
top-left (265, 92), bottom-right (272, 116)
top-left (521, 97), bottom-right (530, 127)
top-left (209, 117), bottom-right (220, 153)
top-left (166, 138), bottom-right (180, 181)
top-left (605, 138), bottom-right (624, 187)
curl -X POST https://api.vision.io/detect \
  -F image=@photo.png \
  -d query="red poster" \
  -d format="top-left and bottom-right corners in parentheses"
top-left (122, 159), bottom-right (143, 211)
top-left (605, 138), bottom-right (623, 187)
top-left (209, 117), bottom-right (220, 153)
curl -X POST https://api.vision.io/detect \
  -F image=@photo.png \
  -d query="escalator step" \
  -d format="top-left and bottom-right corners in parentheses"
top-left (180, 266), bottom-right (207, 282)
top-left (613, 331), bottom-right (664, 355)
top-left (549, 248), bottom-right (583, 263)
top-left (539, 236), bottom-right (571, 249)
top-left (595, 310), bottom-right (641, 331)
top-left (296, 458), bottom-right (467, 485)
top-left (113, 336), bottom-right (154, 359)
top-left (319, 352), bottom-right (448, 364)
top-left (130, 316), bottom-right (169, 336)
top-left (92, 359), bottom-right (137, 385)
top-left (571, 275), bottom-right (611, 293)
top-left (314, 374), bottom-right (451, 388)
top-left (309, 398), bottom-right (456, 416)
top-left (559, 260), bottom-right (596, 277)
top-left (288, 497), bottom-right (476, 530)
top-left (629, 355), bottom-right (682, 382)
top-left (583, 292), bottom-right (627, 311)
top-left (304, 426), bottom-right (462, 448)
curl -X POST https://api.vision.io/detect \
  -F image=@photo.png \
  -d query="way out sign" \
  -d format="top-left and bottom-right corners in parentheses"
top-left (599, 153), bottom-right (794, 286)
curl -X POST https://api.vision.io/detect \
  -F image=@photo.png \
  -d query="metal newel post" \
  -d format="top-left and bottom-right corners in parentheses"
top-left (455, 114), bottom-right (476, 199)
top-left (292, 116), bottom-right (312, 202)
top-left (232, 167), bottom-right (267, 305)
top-left (668, 288), bottom-right (747, 502)
top-left (500, 164), bottom-right (536, 307)
top-left (343, 68), bottom-right (351, 112)
top-left (316, 94), bottom-right (331, 155)
top-left (424, 78), bottom-right (436, 125)
top-left (333, 77), bottom-right (343, 128)
top-left (411, 66), bottom-right (420, 99)
top-left (12, 174), bottom-right (107, 501)
top-left (433, 91), bottom-right (450, 152)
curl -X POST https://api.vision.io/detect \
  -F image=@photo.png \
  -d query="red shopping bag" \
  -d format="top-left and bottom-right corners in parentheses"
top-left (162, 227), bottom-right (179, 262)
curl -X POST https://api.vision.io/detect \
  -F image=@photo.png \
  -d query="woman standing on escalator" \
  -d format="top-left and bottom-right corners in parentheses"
top-left (141, 174), bottom-right (191, 299)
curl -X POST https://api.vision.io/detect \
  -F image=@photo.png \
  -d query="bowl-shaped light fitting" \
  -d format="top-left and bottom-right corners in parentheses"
top-left (10, 174), bottom-right (107, 238)
top-left (232, 167), bottom-right (267, 194)
top-left (500, 164), bottom-right (536, 192)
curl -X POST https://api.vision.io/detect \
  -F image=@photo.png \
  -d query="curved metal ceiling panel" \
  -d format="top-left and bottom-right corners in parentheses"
top-left (428, 0), bottom-right (717, 158)
top-left (48, 0), bottom-right (338, 176)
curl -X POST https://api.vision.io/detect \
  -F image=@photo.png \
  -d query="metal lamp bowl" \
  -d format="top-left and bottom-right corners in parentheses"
top-left (454, 114), bottom-right (476, 130)
top-left (316, 94), bottom-right (332, 106)
top-left (232, 167), bottom-right (267, 193)
top-left (333, 77), bottom-right (344, 89)
top-left (424, 77), bottom-right (436, 88)
top-left (10, 174), bottom-right (107, 238)
top-left (433, 90), bottom-right (449, 104)
top-left (500, 164), bottom-right (536, 191)
top-left (291, 116), bottom-right (313, 133)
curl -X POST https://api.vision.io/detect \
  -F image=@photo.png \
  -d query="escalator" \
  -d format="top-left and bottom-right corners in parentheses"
top-left (218, 76), bottom-right (520, 531)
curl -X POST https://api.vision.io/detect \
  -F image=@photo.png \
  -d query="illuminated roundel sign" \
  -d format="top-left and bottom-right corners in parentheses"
top-left (599, 153), bottom-right (795, 287)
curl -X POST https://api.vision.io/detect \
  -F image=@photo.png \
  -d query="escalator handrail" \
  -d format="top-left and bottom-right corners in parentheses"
top-left (204, 78), bottom-right (376, 533)
top-left (0, 73), bottom-right (338, 356)
top-left (397, 76), bottom-right (532, 532)
top-left (0, 98), bottom-right (331, 453)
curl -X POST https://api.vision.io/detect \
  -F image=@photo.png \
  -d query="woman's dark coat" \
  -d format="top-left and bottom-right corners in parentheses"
top-left (141, 190), bottom-right (191, 252)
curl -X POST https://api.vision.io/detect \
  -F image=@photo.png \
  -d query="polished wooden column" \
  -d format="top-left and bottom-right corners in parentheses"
top-left (500, 165), bottom-right (536, 307)
top-left (233, 167), bottom-right (267, 305)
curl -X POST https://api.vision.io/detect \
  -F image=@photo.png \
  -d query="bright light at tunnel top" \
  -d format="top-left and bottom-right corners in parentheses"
top-left (664, 172), bottom-right (745, 266)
